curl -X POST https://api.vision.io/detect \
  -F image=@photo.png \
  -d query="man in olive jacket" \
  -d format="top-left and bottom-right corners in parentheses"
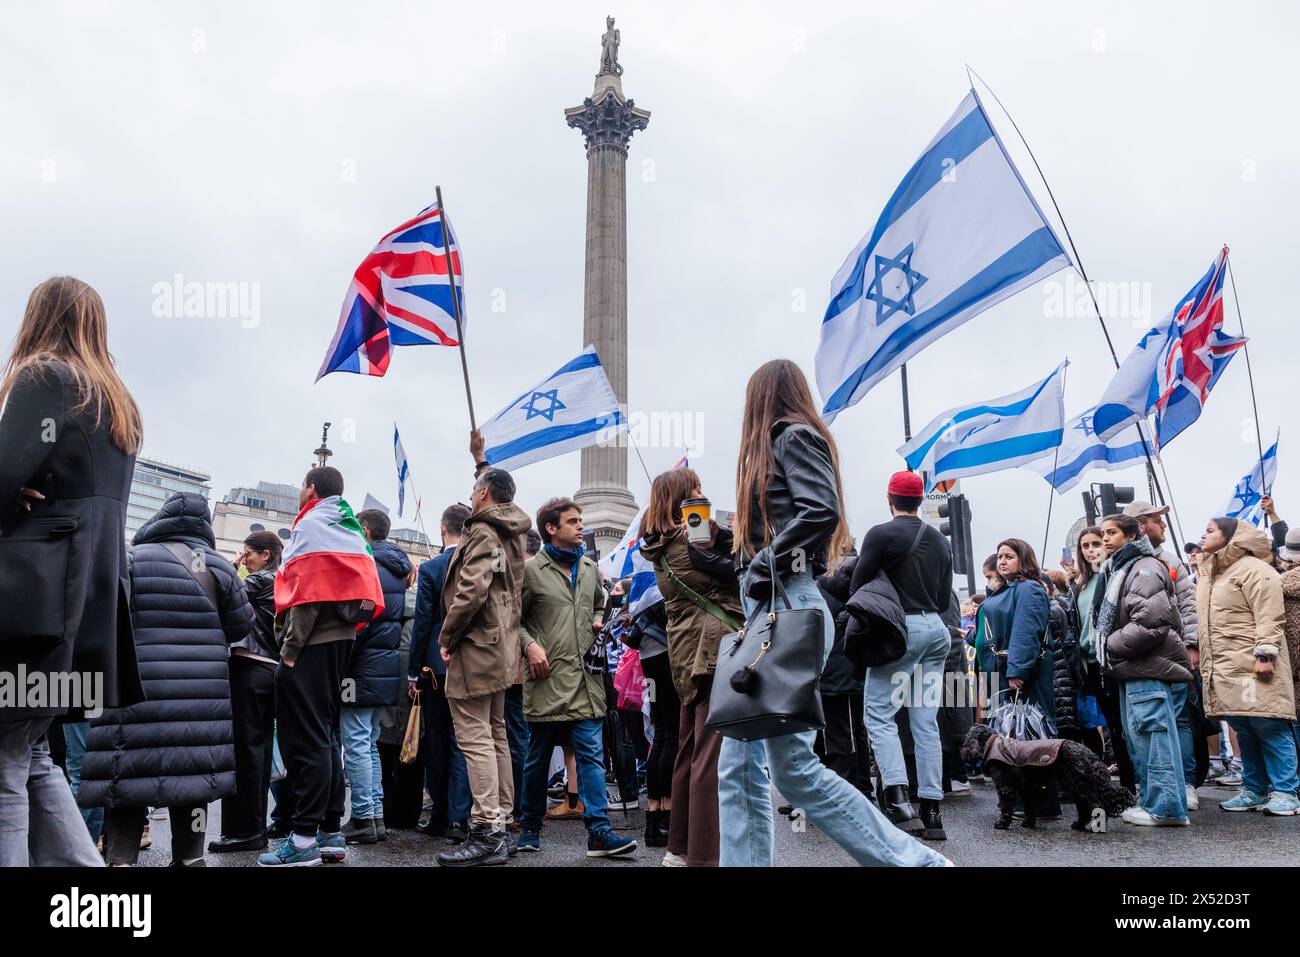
top-left (514, 497), bottom-right (636, 858)
top-left (435, 456), bottom-right (530, 867)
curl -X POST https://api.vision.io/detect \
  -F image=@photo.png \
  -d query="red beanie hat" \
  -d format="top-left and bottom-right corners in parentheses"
top-left (887, 471), bottom-right (924, 497)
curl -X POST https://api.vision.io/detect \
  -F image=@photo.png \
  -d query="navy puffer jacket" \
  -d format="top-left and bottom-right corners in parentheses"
top-left (346, 539), bottom-right (411, 707)
top-left (79, 493), bottom-right (252, 809)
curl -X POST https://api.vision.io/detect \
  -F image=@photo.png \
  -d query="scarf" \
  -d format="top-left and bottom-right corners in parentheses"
top-left (1089, 536), bottom-right (1154, 670)
top-left (544, 542), bottom-right (585, 590)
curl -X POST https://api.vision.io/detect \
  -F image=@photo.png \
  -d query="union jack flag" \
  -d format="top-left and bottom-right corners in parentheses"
top-left (317, 203), bottom-right (465, 380)
top-left (1153, 246), bottom-right (1247, 449)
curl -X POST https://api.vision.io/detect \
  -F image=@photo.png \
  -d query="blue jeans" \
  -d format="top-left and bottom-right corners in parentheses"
top-left (341, 706), bottom-right (384, 819)
top-left (863, 612), bottom-right (950, 800)
top-left (1174, 695), bottom-right (1196, 786)
top-left (718, 571), bottom-right (948, 867)
top-left (1119, 679), bottom-right (1188, 820)
top-left (518, 717), bottom-right (610, 835)
top-left (1225, 715), bottom-right (1300, 795)
top-left (61, 721), bottom-right (103, 843)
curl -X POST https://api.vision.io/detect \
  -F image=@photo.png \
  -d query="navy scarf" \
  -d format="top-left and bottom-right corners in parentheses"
top-left (544, 542), bottom-right (585, 590)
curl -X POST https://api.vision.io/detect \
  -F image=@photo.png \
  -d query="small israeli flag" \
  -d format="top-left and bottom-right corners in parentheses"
top-left (393, 424), bottom-right (409, 517)
top-left (900, 362), bottom-right (1067, 489)
top-left (598, 505), bottom-right (662, 616)
top-left (816, 90), bottom-right (1071, 422)
top-left (1023, 406), bottom-right (1149, 493)
top-left (1218, 433), bottom-right (1279, 527)
top-left (480, 345), bottom-right (626, 473)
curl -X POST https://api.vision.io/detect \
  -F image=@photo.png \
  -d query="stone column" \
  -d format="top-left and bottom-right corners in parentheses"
top-left (565, 69), bottom-right (650, 556)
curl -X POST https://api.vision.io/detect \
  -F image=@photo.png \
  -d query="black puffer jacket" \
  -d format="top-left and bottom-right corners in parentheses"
top-left (346, 539), bottom-right (411, 707)
top-left (817, 552), bottom-right (861, 696)
top-left (79, 493), bottom-right (252, 809)
top-left (1048, 597), bottom-right (1078, 734)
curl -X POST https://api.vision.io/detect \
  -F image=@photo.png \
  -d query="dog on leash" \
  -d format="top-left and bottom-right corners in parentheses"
top-left (962, 723), bottom-right (1134, 831)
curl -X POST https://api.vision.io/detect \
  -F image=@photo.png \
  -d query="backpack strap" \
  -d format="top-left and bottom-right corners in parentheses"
top-left (162, 541), bottom-right (221, 613)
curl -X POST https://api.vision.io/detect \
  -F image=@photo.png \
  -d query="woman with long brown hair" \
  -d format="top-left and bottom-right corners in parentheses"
top-left (720, 359), bottom-right (948, 867)
top-left (639, 465), bottom-right (740, 866)
top-left (0, 276), bottom-right (144, 866)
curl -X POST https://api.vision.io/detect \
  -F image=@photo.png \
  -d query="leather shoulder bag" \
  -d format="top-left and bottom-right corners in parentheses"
top-left (705, 572), bottom-right (826, 741)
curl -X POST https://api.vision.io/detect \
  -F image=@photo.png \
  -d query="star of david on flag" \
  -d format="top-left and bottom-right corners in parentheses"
top-left (478, 345), bottom-right (625, 473)
top-left (1218, 433), bottom-right (1279, 528)
top-left (816, 90), bottom-right (1072, 423)
top-left (1023, 406), bottom-right (1149, 493)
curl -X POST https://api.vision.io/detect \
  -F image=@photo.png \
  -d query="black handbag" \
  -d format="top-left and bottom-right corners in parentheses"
top-left (705, 573), bottom-right (826, 741)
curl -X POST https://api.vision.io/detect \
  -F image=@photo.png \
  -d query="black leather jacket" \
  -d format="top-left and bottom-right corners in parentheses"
top-left (738, 422), bottom-right (841, 597)
top-left (231, 568), bottom-right (280, 661)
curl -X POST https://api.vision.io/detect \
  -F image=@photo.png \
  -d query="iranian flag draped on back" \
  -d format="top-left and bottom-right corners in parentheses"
top-left (274, 495), bottom-right (385, 624)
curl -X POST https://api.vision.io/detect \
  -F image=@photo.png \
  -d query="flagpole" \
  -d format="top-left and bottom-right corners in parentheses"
top-left (400, 464), bottom-right (437, 559)
top-left (435, 185), bottom-right (477, 432)
top-left (1226, 256), bottom-right (1270, 517)
top-left (900, 364), bottom-right (913, 441)
top-left (626, 433), bottom-right (654, 485)
top-left (1041, 362), bottom-right (1069, 564)
top-left (964, 65), bottom-right (1173, 514)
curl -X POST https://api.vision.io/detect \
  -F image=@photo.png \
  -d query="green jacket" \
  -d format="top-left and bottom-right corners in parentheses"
top-left (519, 550), bottom-right (608, 722)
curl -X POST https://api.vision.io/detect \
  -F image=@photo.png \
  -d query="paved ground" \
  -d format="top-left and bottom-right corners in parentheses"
top-left (133, 776), bottom-right (1300, 867)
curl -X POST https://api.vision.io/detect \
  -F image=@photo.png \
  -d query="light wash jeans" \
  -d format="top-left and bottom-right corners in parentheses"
top-left (62, 720), bottom-right (103, 843)
top-left (718, 571), bottom-right (948, 867)
top-left (863, 612), bottom-right (950, 801)
top-left (341, 706), bottom-right (384, 820)
top-left (1119, 679), bottom-right (1189, 820)
top-left (0, 718), bottom-right (103, 866)
top-left (1226, 715), bottom-right (1300, 796)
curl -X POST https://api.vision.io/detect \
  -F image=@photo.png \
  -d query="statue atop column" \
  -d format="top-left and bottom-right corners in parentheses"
top-left (599, 16), bottom-right (623, 76)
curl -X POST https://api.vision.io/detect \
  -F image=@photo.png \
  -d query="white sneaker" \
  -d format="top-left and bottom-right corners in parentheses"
top-left (1216, 772), bottom-right (1243, 787)
top-left (1185, 785), bottom-right (1200, 810)
top-left (948, 780), bottom-right (973, 796)
top-left (1124, 806), bottom-right (1190, 827)
top-left (660, 851), bottom-right (687, 867)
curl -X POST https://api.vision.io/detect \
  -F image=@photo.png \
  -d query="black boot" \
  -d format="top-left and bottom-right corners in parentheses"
top-left (919, 799), bottom-right (946, 840)
top-left (436, 827), bottom-right (509, 867)
top-left (656, 810), bottom-right (671, 847)
top-left (883, 785), bottom-right (923, 832)
top-left (644, 810), bottom-right (662, 848)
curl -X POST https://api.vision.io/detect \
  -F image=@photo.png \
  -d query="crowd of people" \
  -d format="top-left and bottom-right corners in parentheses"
top-left (3, 275), bottom-right (1299, 869)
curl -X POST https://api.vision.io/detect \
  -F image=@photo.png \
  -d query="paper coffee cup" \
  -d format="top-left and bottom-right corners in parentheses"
top-left (681, 497), bottom-right (712, 544)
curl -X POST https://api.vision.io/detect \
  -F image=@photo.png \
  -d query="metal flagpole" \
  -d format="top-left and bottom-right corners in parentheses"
top-left (399, 461), bottom-right (437, 558)
top-left (1226, 256), bottom-right (1270, 524)
top-left (1040, 362), bottom-right (1068, 563)
top-left (900, 364), bottom-right (913, 441)
top-left (435, 185), bottom-right (477, 432)
top-left (964, 65), bottom-right (1175, 513)
top-left (626, 433), bottom-right (654, 485)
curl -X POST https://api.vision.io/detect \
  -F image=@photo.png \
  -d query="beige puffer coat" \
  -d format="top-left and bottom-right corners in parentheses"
top-left (1196, 523), bottom-right (1294, 720)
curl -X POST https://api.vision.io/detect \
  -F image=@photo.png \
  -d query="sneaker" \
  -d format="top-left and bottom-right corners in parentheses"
top-left (341, 817), bottom-right (379, 845)
top-left (661, 850), bottom-right (688, 867)
top-left (607, 788), bottom-right (639, 811)
top-left (1262, 792), bottom-right (1300, 816)
top-left (546, 799), bottom-right (584, 821)
top-left (517, 830), bottom-right (541, 852)
top-left (1122, 807), bottom-right (1188, 826)
top-left (257, 839), bottom-right (323, 867)
top-left (316, 831), bottom-right (348, 863)
top-left (967, 772), bottom-right (986, 783)
top-left (1215, 772), bottom-right (1244, 788)
top-left (586, 829), bottom-right (637, 858)
top-left (1219, 790), bottom-right (1268, 812)
top-left (1185, 785), bottom-right (1200, 811)
top-left (948, 780), bottom-right (973, 797)
top-left (438, 828), bottom-right (509, 867)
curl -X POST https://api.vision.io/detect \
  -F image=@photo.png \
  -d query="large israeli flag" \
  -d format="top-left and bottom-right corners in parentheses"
top-left (598, 505), bottom-right (662, 616)
top-left (900, 362), bottom-right (1067, 489)
top-left (1023, 406), bottom-right (1149, 493)
top-left (1218, 434), bottom-right (1279, 527)
top-left (817, 91), bottom-right (1072, 422)
top-left (480, 345), bottom-right (625, 473)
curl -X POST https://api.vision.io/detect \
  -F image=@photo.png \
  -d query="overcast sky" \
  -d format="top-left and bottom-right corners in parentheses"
top-left (3, 0), bottom-right (1295, 573)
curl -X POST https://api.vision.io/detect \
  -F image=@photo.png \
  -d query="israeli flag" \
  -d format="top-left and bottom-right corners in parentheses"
top-left (1023, 406), bottom-right (1149, 493)
top-left (480, 345), bottom-right (625, 473)
top-left (900, 362), bottom-right (1067, 489)
top-left (393, 424), bottom-right (409, 517)
top-left (816, 91), bottom-right (1071, 422)
top-left (1218, 434), bottom-right (1279, 527)
top-left (598, 505), bottom-right (662, 616)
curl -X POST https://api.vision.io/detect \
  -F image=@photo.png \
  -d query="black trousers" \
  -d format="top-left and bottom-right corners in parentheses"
top-left (821, 692), bottom-right (872, 796)
top-left (423, 674), bottom-right (455, 822)
top-left (105, 804), bottom-right (204, 866)
top-left (378, 740), bottom-right (424, 828)
top-left (275, 641), bottom-right (349, 837)
top-left (641, 651), bottom-right (679, 801)
top-left (222, 655), bottom-right (276, 838)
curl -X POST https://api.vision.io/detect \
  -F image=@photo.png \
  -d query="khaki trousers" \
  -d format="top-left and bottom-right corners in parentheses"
top-left (447, 690), bottom-right (513, 830)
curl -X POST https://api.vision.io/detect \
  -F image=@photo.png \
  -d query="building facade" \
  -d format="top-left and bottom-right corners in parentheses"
top-left (126, 456), bottom-right (212, 542)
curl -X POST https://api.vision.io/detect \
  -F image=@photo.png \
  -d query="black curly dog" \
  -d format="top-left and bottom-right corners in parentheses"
top-left (961, 724), bottom-right (1134, 831)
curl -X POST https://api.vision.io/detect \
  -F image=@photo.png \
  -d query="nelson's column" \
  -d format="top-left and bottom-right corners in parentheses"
top-left (565, 16), bottom-right (649, 555)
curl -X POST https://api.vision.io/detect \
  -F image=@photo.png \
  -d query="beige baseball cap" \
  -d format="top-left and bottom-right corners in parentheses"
top-left (1123, 501), bottom-right (1170, 519)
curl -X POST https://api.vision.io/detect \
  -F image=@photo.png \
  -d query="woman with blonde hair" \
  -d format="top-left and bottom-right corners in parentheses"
top-left (0, 277), bottom-right (144, 866)
top-left (720, 359), bottom-right (948, 867)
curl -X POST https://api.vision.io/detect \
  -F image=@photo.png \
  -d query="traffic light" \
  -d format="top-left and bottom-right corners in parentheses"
top-left (1083, 483), bottom-right (1135, 525)
top-left (937, 494), bottom-right (976, 595)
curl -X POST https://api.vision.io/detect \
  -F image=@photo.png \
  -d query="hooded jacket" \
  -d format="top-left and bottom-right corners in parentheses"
top-left (1197, 523), bottom-right (1294, 720)
top-left (79, 493), bottom-right (252, 809)
top-left (439, 501), bottom-right (530, 699)
top-left (346, 539), bottom-right (411, 707)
